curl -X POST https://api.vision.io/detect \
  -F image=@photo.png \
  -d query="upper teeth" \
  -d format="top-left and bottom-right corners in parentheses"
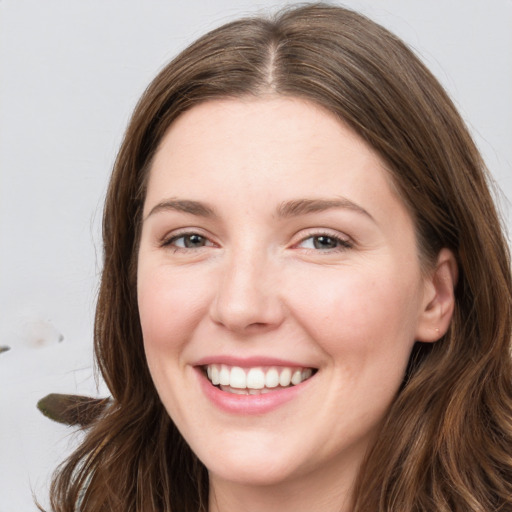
top-left (206, 364), bottom-right (313, 389)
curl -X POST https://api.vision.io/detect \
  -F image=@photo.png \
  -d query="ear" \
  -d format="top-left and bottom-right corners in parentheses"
top-left (415, 248), bottom-right (458, 343)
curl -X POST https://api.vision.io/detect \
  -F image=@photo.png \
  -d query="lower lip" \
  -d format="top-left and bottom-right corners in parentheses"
top-left (196, 368), bottom-right (311, 415)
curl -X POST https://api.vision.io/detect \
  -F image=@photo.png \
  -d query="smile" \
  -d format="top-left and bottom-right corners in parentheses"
top-left (204, 364), bottom-right (316, 395)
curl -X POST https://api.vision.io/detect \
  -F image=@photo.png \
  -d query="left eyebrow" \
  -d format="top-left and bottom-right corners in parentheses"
top-left (276, 198), bottom-right (375, 222)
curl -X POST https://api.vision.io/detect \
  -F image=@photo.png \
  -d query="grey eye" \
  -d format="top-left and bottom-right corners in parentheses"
top-left (299, 235), bottom-right (347, 250)
top-left (170, 233), bottom-right (210, 248)
top-left (312, 235), bottom-right (339, 249)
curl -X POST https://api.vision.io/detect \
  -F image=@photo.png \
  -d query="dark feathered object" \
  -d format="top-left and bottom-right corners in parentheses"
top-left (37, 393), bottom-right (110, 427)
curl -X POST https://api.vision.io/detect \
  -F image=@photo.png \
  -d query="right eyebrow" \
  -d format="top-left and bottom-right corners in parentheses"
top-left (144, 199), bottom-right (216, 221)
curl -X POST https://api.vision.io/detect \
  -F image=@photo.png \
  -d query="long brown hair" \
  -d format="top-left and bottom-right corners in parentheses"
top-left (47, 4), bottom-right (512, 511)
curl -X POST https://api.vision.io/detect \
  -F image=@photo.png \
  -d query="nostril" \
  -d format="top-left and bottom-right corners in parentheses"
top-left (208, 259), bottom-right (285, 332)
top-left (209, 296), bottom-right (285, 333)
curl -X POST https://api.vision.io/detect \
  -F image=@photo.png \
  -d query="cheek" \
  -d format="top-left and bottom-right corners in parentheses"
top-left (285, 264), bottom-right (421, 363)
top-left (137, 264), bottom-right (212, 355)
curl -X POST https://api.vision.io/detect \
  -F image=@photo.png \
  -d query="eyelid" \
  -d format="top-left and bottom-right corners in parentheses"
top-left (160, 228), bottom-right (217, 249)
top-left (158, 227), bottom-right (353, 252)
top-left (292, 228), bottom-right (354, 251)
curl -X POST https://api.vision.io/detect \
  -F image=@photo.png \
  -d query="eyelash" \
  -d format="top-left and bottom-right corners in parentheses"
top-left (161, 231), bottom-right (214, 252)
top-left (295, 232), bottom-right (353, 252)
top-left (161, 230), bottom-right (353, 253)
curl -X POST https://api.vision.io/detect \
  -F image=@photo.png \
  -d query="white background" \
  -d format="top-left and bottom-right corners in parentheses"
top-left (1, 1), bottom-right (511, 510)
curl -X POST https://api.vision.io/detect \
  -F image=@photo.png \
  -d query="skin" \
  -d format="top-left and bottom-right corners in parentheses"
top-left (137, 97), bottom-right (456, 512)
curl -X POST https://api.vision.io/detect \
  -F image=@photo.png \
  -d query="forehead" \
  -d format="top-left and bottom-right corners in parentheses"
top-left (145, 97), bottom-right (409, 227)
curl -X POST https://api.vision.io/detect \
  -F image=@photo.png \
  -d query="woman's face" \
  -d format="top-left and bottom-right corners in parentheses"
top-left (137, 97), bottom-right (440, 492)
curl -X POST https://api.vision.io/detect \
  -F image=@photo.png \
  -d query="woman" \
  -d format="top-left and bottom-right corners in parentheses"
top-left (47, 3), bottom-right (512, 511)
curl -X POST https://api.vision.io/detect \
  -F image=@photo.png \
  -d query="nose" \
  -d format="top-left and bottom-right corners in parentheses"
top-left (209, 248), bottom-right (285, 334)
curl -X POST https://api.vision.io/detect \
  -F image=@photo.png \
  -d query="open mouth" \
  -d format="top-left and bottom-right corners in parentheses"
top-left (203, 364), bottom-right (317, 395)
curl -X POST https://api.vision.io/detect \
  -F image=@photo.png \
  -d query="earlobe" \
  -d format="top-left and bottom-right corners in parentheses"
top-left (416, 248), bottom-right (458, 343)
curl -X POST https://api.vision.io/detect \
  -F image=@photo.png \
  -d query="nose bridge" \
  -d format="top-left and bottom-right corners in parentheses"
top-left (210, 242), bottom-right (283, 332)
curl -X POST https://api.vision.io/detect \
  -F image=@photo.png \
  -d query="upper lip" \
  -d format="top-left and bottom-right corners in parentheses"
top-left (193, 355), bottom-right (316, 369)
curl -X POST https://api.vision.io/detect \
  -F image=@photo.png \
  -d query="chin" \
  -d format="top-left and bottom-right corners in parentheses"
top-left (197, 441), bottom-right (304, 487)
top-left (208, 460), bottom-right (297, 487)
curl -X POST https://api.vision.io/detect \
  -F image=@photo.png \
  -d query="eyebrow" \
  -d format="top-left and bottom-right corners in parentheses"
top-left (144, 199), bottom-right (216, 221)
top-left (144, 196), bottom-right (374, 222)
top-left (277, 198), bottom-right (374, 221)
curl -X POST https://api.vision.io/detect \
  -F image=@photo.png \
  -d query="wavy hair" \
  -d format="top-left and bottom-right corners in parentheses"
top-left (47, 4), bottom-right (512, 511)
